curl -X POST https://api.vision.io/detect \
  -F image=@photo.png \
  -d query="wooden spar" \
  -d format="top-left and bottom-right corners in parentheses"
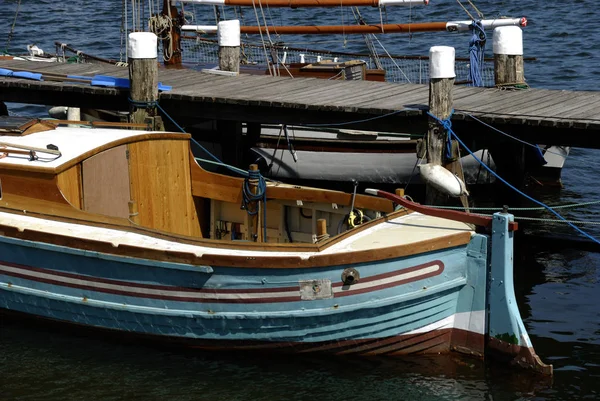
top-left (175, 0), bottom-right (428, 7)
top-left (182, 18), bottom-right (527, 35)
top-left (365, 189), bottom-right (518, 231)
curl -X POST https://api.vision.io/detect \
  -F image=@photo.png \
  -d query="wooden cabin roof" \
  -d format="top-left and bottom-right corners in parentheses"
top-left (0, 120), bottom-right (189, 173)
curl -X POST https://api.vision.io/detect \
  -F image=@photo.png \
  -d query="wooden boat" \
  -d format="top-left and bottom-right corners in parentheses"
top-left (0, 116), bottom-right (551, 374)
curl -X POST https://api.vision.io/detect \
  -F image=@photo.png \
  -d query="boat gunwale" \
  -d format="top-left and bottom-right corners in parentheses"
top-left (0, 207), bottom-right (473, 268)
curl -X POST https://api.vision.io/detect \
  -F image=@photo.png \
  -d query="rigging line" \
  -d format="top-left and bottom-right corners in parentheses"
top-left (455, 0), bottom-right (475, 21)
top-left (465, 113), bottom-right (569, 158)
top-left (467, 0), bottom-right (484, 19)
top-left (300, 109), bottom-right (405, 127)
top-left (428, 111), bottom-right (600, 246)
top-left (431, 199), bottom-right (600, 211)
top-left (257, 0), bottom-right (280, 76)
top-left (352, 7), bottom-right (382, 69)
top-left (251, 0), bottom-right (274, 76)
top-left (120, 0), bottom-right (126, 63)
top-left (341, 1), bottom-right (346, 47)
top-left (372, 34), bottom-right (411, 82)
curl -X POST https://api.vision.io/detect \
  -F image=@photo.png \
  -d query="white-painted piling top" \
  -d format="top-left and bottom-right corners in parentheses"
top-left (429, 46), bottom-right (455, 79)
top-left (0, 126), bottom-right (181, 170)
top-left (493, 26), bottom-right (524, 55)
top-left (218, 20), bottom-right (241, 47)
top-left (128, 32), bottom-right (158, 59)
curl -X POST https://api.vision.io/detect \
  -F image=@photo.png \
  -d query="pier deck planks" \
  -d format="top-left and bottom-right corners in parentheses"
top-left (1, 59), bottom-right (600, 147)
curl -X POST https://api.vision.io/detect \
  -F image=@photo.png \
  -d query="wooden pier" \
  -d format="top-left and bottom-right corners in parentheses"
top-left (1, 58), bottom-right (599, 149)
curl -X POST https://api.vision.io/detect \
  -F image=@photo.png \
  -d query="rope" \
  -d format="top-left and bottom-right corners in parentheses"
top-left (427, 110), bottom-right (600, 246)
top-left (149, 14), bottom-right (174, 62)
top-left (316, 233), bottom-right (330, 243)
top-left (468, 20), bottom-right (486, 87)
top-left (300, 109), bottom-right (405, 128)
top-left (455, 0), bottom-right (475, 21)
top-left (5, 0), bottom-right (21, 53)
top-left (431, 200), bottom-right (600, 211)
top-left (242, 169), bottom-right (268, 241)
top-left (464, 113), bottom-right (569, 159)
top-left (251, 0), bottom-right (274, 76)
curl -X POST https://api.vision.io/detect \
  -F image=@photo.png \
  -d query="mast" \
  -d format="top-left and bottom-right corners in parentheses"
top-left (161, 0), bottom-right (183, 66)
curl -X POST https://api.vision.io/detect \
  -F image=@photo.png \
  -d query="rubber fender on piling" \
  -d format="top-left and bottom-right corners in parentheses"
top-left (418, 163), bottom-right (469, 197)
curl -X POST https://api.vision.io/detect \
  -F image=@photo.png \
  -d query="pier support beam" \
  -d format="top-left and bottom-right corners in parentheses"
top-left (493, 26), bottom-right (525, 87)
top-left (426, 46), bottom-right (455, 205)
top-left (218, 20), bottom-right (240, 73)
top-left (128, 32), bottom-right (164, 130)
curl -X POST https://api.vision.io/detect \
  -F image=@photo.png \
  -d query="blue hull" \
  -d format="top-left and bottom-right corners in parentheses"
top-left (0, 233), bottom-right (489, 356)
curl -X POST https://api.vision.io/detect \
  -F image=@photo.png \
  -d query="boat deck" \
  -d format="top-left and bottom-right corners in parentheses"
top-left (0, 210), bottom-right (472, 257)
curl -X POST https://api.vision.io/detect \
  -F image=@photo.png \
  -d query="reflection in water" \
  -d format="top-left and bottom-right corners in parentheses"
top-left (0, 315), bottom-right (554, 401)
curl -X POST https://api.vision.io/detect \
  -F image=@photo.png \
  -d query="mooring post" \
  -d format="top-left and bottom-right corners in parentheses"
top-left (426, 46), bottom-right (455, 205)
top-left (128, 32), bottom-right (164, 130)
top-left (218, 20), bottom-right (240, 73)
top-left (248, 163), bottom-right (262, 242)
top-left (493, 26), bottom-right (525, 87)
top-left (316, 218), bottom-right (329, 243)
top-left (67, 107), bottom-right (80, 127)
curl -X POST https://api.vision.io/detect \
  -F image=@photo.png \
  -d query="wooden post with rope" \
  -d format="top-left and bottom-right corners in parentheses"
top-left (247, 164), bottom-right (262, 242)
top-left (493, 26), bottom-right (525, 87)
top-left (161, 0), bottom-right (182, 66)
top-left (316, 218), bottom-right (329, 243)
top-left (218, 20), bottom-right (241, 73)
top-left (426, 46), bottom-right (455, 206)
top-left (128, 32), bottom-right (164, 130)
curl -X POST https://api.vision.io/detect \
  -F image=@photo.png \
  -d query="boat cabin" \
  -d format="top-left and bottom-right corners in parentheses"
top-left (0, 117), bottom-right (395, 244)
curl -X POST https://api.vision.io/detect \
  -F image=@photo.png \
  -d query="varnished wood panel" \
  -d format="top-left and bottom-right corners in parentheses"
top-left (128, 139), bottom-right (202, 237)
top-left (82, 145), bottom-right (130, 218)
top-left (190, 154), bottom-right (394, 213)
top-left (57, 164), bottom-right (82, 209)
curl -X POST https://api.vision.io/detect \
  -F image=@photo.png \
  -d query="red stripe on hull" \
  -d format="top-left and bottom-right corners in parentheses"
top-left (0, 260), bottom-right (445, 303)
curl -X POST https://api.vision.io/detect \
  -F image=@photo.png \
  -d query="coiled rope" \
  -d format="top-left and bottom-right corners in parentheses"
top-left (428, 110), bottom-right (600, 245)
top-left (242, 168), bottom-right (268, 241)
top-left (468, 20), bottom-right (486, 87)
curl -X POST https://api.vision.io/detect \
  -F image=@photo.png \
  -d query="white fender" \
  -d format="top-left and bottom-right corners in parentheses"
top-left (418, 163), bottom-right (469, 197)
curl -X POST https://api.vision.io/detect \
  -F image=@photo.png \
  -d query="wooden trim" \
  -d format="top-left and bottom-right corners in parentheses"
top-left (190, 152), bottom-right (394, 212)
top-left (56, 164), bottom-right (83, 209)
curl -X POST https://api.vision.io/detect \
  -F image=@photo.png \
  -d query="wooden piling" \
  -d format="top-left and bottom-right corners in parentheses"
top-left (426, 46), bottom-right (455, 205)
top-left (248, 163), bottom-right (262, 242)
top-left (218, 20), bottom-right (240, 73)
top-left (493, 26), bottom-right (525, 87)
top-left (128, 32), bottom-right (165, 130)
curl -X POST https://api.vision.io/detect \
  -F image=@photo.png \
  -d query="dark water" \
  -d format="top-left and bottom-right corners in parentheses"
top-left (1, 1), bottom-right (599, 400)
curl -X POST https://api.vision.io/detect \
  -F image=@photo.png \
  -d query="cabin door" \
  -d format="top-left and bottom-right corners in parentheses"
top-left (81, 145), bottom-right (131, 218)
